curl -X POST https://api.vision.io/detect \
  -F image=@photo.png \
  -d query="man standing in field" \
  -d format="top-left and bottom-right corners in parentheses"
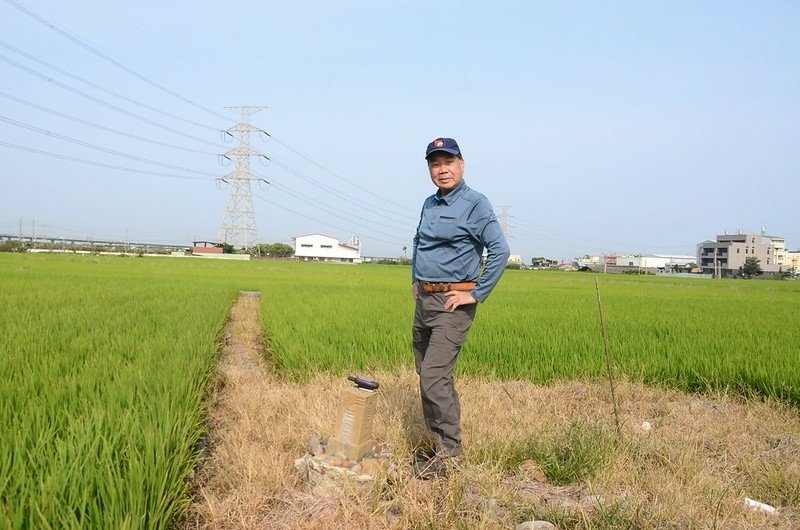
top-left (411, 137), bottom-right (510, 478)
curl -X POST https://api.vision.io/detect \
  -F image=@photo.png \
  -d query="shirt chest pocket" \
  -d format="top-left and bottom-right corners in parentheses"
top-left (434, 215), bottom-right (460, 240)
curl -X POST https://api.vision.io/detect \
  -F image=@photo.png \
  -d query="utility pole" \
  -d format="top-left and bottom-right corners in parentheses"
top-left (713, 247), bottom-right (718, 279)
top-left (31, 219), bottom-right (35, 248)
top-left (18, 217), bottom-right (23, 241)
top-left (217, 106), bottom-right (269, 251)
top-left (40, 223), bottom-right (48, 249)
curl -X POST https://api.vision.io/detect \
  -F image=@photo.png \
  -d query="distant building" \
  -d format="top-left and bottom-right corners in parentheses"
top-left (697, 233), bottom-right (784, 277)
top-left (786, 250), bottom-right (800, 272)
top-left (575, 255), bottom-right (602, 268)
top-left (191, 240), bottom-right (250, 260)
top-left (192, 240), bottom-right (223, 255)
top-left (609, 254), bottom-right (695, 269)
top-left (508, 254), bottom-right (523, 266)
top-left (531, 257), bottom-right (558, 269)
top-left (576, 254), bottom-right (694, 273)
top-left (293, 233), bottom-right (362, 263)
top-left (769, 235), bottom-right (787, 269)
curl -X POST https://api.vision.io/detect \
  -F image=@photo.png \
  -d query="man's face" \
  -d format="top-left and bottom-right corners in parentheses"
top-left (427, 153), bottom-right (465, 195)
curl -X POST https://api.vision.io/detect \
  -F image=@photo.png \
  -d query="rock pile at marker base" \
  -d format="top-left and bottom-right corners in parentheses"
top-left (294, 436), bottom-right (392, 497)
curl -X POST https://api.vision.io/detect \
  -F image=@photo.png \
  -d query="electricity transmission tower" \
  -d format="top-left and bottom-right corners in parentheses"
top-left (217, 106), bottom-right (269, 250)
top-left (498, 206), bottom-right (512, 241)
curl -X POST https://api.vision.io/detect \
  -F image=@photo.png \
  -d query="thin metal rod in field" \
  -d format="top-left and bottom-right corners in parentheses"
top-left (595, 277), bottom-right (622, 438)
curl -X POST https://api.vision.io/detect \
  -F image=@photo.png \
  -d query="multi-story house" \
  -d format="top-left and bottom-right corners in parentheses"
top-left (697, 233), bottom-right (783, 277)
top-left (768, 235), bottom-right (787, 269)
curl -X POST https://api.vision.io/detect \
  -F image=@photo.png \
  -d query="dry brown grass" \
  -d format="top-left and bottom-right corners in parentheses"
top-left (186, 294), bottom-right (800, 529)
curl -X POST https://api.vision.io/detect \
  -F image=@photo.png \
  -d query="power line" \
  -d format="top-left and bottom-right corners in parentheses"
top-left (508, 225), bottom-right (607, 257)
top-left (252, 193), bottom-right (408, 247)
top-left (0, 220), bottom-right (195, 243)
top-left (0, 140), bottom-right (210, 181)
top-left (507, 221), bottom-right (693, 260)
top-left (2, 0), bottom-right (230, 122)
top-left (0, 53), bottom-right (223, 147)
top-left (1, 4), bottom-right (417, 224)
top-left (270, 134), bottom-right (418, 214)
top-left (260, 179), bottom-right (412, 239)
top-left (0, 114), bottom-right (218, 176)
top-left (92, 0), bottom-right (255, 105)
top-left (0, 80), bottom-right (422, 225)
top-left (511, 216), bottom-right (600, 239)
top-left (512, 217), bottom-right (691, 252)
top-left (269, 157), bottom-right (416, 226)
top-left (1, 98), bottom-right (415, 238)
top-left (509, 224), bottom-right (580, 245)
top-left (0, 1), bottom-right (423, 250)
top-left (0, 40), bottom-right (221, 132)
top-left (0, 91), bottom-right (217, 155)
top-left (270, 180), bottom-right (408, 229)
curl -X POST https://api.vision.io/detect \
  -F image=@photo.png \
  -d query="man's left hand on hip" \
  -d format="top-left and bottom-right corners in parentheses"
top-left (443, 290), bottom-right (477, 311)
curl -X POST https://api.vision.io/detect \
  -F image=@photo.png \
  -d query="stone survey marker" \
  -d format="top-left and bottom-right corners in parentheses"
top-left (327, 377), bottom-right (379, 461)
top-left (295, 376), bottom-right (388, 497)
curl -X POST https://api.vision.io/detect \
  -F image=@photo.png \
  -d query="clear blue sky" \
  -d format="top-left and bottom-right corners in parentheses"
top-left (1, 0), bottom-right (798, 261)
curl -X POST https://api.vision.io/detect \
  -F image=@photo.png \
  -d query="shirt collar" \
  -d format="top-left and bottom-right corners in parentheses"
top-left (434, 181), bottom-right (467, 205)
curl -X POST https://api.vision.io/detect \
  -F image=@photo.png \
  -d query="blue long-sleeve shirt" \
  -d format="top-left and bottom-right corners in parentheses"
top-left (412, 181), bottom-right (510, 303)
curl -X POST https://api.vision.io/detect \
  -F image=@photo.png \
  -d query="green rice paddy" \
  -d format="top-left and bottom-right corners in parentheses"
top-left (1, 253), bottom-right (798, 528)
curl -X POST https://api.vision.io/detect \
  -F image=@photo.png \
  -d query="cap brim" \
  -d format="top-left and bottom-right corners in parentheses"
top-left (425, 147), bottom-right (460, 159)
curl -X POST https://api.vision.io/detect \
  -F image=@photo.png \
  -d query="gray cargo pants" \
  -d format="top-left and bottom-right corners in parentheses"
top-left (412, 290), bottom-right (477, 457)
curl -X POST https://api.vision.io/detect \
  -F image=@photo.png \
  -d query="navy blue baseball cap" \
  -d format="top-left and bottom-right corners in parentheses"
top-left (425, 137), bottom-right (461, 159)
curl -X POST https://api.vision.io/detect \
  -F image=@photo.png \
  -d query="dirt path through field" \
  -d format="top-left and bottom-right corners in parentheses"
top-left (185, 290), bottom-right (292, 528)
top-left (186, 291), bottom-right (800, 528)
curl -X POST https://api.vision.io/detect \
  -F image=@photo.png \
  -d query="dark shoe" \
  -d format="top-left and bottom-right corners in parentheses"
top-left (413, 447), bottom-right (436, 463)
top-left (412, 448), bottom-right (436, 479)
top-left (413, 454), bottom-right (462, 480)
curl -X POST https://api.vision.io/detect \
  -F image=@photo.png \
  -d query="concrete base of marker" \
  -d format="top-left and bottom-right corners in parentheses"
top-left (294, 437), bottom-right (393, 498)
